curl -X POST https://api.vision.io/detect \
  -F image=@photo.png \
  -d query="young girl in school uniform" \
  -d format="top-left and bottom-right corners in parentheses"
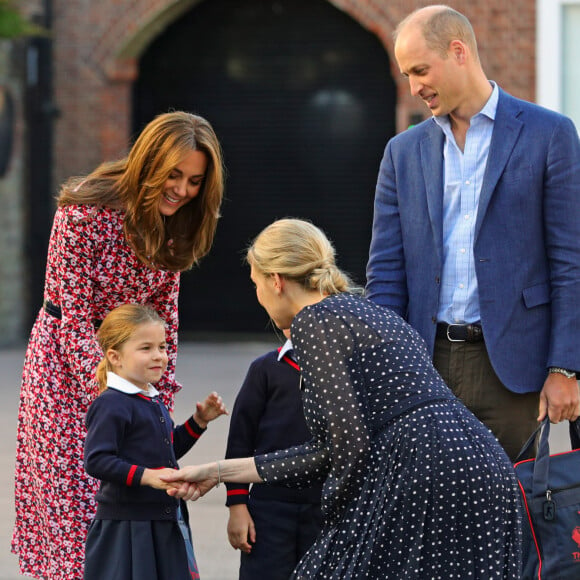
top-left (83, 303), bottom-right (227, 580)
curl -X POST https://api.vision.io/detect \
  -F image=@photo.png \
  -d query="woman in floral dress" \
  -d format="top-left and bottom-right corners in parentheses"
top-left (164, 218), bottom-right (522, 579)
top-left (11, 111), bottom-right (224, 579)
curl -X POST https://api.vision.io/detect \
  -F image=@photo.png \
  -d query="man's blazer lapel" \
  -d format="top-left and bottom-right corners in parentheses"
top-left (421, 123), bottom-right (445, 262)
top-left (475, 90), bottom-right (524, 238)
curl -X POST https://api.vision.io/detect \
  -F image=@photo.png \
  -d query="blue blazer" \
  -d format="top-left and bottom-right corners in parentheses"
top-left (366, 89), bottom-right (580, 394)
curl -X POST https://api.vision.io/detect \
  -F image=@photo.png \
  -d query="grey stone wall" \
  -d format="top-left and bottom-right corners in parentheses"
top-left (0, 40), bottom-right (26, 347)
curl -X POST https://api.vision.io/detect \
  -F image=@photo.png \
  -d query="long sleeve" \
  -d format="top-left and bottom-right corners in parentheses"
top-left (84, 392), bottom-right (201, 485)
top-left (173, 416), bottom-right (206, 459)
top-left (44, 205), bottom-right (182, 408)
top-left (256, 301), bottom-right (372, 523)
top-left (543, 115), bottom-right (580, 369)
top-left (224, 359), bottom-right (268, 505)
top-left (53, 207), bottom-right (105, 400)
top-left (365, 140), bottom-right (409, 317)
top-left (84, 394), bottom-right (146, 486)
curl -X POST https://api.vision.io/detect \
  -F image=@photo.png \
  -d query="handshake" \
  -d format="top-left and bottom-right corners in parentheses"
top-left (158, 457), bottom-right (259, 501)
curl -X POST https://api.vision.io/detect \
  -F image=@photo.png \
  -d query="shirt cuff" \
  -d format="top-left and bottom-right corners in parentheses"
top-left (225, 486), bottom-right (250, 506)
top-left (184, 416), bottom-right (206, 440)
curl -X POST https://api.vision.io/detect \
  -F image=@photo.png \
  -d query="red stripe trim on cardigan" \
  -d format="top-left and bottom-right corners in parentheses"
top-left (277, 346), bottom-right (301, 371)
top-left (227, 489), bottom-right (249, 496)
top-left (282, 355), bottom-right (300, 371)
top-left (126, 465), bottom-right (138, 486)
top-left (185, 420), bottom-right (202, 439)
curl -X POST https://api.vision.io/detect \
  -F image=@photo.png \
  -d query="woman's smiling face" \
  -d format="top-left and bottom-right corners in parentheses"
top-left (159, 149), bottom-right (208, 216)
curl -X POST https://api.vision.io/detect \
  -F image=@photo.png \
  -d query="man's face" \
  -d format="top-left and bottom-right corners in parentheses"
top-left (395, 24), bottom-right (463, 118)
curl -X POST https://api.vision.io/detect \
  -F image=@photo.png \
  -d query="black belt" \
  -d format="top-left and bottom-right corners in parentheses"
top-left (43, 300), bottom-right (102, 329)
top-left (436, 323), bottom-right (483, 343)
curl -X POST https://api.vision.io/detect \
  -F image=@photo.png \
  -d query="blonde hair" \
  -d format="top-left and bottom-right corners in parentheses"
top-left (58, 111), bottom-right (225, 272)
top-left (246, 218), bottom-right (360, 295)
top-left (395, 5), bottom-right (479, 61)
top-left (95, 304), bottom-right (165, 393)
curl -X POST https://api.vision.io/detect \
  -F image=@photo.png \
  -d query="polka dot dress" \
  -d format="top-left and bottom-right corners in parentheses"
top-left (12, 205), bottom-right (182, 580)
top-left (255, 293), bottom-right (522, 579)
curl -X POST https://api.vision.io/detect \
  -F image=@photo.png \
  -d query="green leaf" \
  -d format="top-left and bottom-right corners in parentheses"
top-left (0, 1), bottom-right (47, 39)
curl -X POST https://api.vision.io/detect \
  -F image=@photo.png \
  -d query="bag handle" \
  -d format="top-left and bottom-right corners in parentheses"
top-left (570, 418), bottom-right (580, 450)
top-left (515, 419), bottom-right (545, 463)
top-left (515, 417), bottom-right (580, 463)
top-left (516, 418), bottom-right (580, 498)
top-left (532, 419), bottom-right (551, 497)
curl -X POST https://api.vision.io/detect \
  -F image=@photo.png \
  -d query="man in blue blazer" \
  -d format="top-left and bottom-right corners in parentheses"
top-left (366, 5), bottom-right (580, 460)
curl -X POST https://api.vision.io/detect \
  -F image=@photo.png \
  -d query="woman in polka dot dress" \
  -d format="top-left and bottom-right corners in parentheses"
top-left (164, 218), bottom-right (522, 579)
top-left (11, 111), bottom-right (224, 579)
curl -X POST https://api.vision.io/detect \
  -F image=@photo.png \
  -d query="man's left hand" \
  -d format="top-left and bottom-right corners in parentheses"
top-left (538, 373), bottom-right (580, 423)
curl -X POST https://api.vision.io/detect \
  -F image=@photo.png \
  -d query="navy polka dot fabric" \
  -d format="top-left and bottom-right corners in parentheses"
top-left (255, 294), bottom-right (522, 578)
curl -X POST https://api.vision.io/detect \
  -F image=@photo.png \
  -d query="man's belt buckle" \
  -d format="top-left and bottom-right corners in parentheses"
top-left (446, 323), bottom-right (466, 342)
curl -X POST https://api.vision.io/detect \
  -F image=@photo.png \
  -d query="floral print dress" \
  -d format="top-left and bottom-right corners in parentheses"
top-left (12, 205), bottom-right (182, 579)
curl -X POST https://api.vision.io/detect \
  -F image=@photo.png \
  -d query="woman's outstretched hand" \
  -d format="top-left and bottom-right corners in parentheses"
top-left (161, 457), bottom-right (261, 500)
top-left (160, 464), bottom-right (217, 501)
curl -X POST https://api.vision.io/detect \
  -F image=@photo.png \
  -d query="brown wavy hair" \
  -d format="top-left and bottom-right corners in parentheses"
top-left (95, 303), bottom-right (165, 393)
top-left (58, 111), bottom-right (225, 271)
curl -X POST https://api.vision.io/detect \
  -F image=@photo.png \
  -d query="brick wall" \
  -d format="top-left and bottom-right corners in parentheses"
top-left (51, 0), bottom-right (202, 187)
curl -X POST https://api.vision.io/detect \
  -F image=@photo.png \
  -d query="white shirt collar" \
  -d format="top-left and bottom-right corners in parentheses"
top-left (106, 371), bottom-right (160, 398)
top-left (477, 80), bottom-right (499, 121)
top-left (434, 80), bottom-right (499, 129)
top-left (278, 339), bottom-right (294, 361)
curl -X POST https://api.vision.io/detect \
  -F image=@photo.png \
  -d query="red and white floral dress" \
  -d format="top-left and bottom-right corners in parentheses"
top-left (12, 205), bottom-right (182, 579)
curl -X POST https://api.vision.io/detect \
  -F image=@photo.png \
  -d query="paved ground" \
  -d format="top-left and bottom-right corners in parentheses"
top-left (0, 341), bottom-right (574, 579)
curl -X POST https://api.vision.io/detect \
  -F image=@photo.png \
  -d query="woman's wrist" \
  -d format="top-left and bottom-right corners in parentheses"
top-left (216, 460), bottom-right (222, 487)
top-left (212, 457), bottom-right (262, 484)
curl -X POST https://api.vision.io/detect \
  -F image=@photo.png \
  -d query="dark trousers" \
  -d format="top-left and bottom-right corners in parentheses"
top-left (239, 497), bottom-right (323, 580)
top-left (433, 337), bottom-right (540, 462)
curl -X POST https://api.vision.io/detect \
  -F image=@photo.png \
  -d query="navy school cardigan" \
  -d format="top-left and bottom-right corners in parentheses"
top-left (84, 387), bottom-right (205, 521)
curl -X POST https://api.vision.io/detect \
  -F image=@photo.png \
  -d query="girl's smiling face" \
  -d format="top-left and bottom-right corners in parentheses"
top-left (107, 321), bottom-right (168, 390)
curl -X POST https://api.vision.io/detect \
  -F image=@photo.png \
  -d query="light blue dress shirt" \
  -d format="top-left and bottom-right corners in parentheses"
top-left (434, 82), bottom-right (499, 324)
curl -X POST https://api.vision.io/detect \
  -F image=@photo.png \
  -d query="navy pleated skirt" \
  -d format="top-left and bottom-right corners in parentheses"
top-left (84, 519), bottom-right (199, 580)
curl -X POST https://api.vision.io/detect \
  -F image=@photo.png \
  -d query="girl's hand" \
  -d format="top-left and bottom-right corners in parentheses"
top-left (160, 458), bottom-right (259, 501)
top-left (161, 464), bottom-right (217, 501)
top-left (193, 391), bottom-right (228, 428)
top-left (141, 467), bottom-right (179, 490)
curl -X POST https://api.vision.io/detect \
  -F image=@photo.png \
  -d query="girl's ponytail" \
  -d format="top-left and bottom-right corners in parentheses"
top-left (95, 359), bottom-right (109, 394)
